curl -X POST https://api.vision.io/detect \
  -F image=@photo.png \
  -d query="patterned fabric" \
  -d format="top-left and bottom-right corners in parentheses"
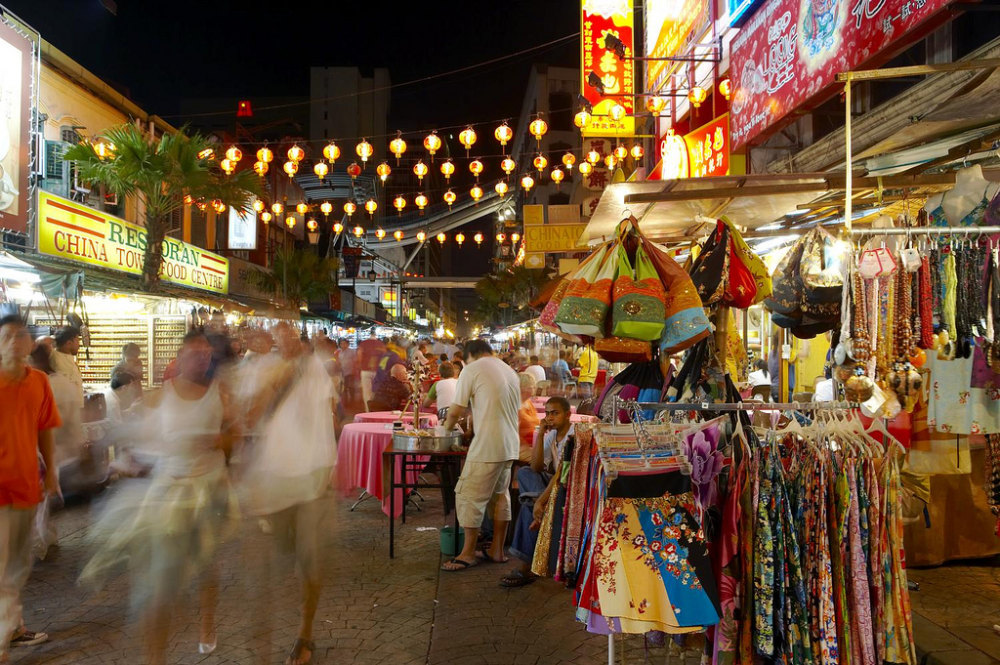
top-left (612, 245), bottom-right (666, 341)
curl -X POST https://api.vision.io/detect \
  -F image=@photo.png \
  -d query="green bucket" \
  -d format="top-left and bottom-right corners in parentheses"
top-left (440, 526), bottom-right (465, 556)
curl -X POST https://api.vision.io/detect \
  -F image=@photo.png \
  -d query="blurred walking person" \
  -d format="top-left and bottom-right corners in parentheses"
top-left (240, 321), bottom-right (337, 665)
top-left (0, 316), bottom-right (61, 663)
top-left (80, 331), bottom-right (239, 664)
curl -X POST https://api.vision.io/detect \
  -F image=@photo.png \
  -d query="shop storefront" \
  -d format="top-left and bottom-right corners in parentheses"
top-left (9, 191), bottom-right (235, 389)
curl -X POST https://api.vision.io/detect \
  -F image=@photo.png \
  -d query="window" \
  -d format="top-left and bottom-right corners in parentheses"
top-left (60, 126), bottom-right (81, 144)
top-left (44, 141), bottom-right (66, 179)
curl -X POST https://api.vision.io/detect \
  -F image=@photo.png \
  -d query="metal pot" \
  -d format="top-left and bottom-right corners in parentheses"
top-left (392, 431), bottom-right (464, 452)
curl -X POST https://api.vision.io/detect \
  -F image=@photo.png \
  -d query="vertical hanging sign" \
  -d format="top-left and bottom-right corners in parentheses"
top-left (0, 18), bottom-right (33, 234)
top-left (581, 0), bottom-right (635, 137)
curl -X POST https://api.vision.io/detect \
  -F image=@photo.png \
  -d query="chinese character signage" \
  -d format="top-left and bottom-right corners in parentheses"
top-left (0, 19), bottom-right (33, 235)
top-left (684, 114), bottom-right (730, 178)
top-left (37, 191), bottom-right (229, 294)
top-left (731, 0), bottom-right (950, 149)
top-left (645, 0), bottom-right (712, 91)
top-left (581, 0), bottom-right (635, 137)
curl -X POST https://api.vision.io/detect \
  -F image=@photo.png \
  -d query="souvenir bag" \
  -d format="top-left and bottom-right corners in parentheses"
top-left (721, 217), bottom-right (772, 305)
top-left (641, 237), bottom-right (711, 354)
top-left (594, 335), bottom-right (653, 363)
top-left (688, 223), bottom-right (731, 305)
top-left (539, 278), bottom-right (586, 345)
top-left (800, 227), bottom-right (844, 316)
top-left (555, 242), bottom-right (616, 338)
top-left (764, 235), bottom-right (806, 320)
top-left (611, 243), bottom-right (666, 341)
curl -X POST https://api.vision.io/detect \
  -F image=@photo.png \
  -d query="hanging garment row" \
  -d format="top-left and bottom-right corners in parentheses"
top-left (529, 404), bottom-right (917, 665)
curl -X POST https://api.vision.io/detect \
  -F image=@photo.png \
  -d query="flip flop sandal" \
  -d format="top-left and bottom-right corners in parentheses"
top-left (475, 548), bottom-right (508, 564)
top-left (499, 570), bottom-right (537, 588)
top-left (286, 638), bottom-right (315, 665)
top-left (441, 557), bottom-right (479, 571)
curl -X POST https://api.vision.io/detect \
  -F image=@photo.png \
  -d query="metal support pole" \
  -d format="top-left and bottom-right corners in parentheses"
top-left (844, 75), bottom-right (853, 233)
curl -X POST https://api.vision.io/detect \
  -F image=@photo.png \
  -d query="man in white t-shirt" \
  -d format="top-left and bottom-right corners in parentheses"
top-left (523, 355), bottom-right (547, 387)
top-left (441, 340), bottom-right (519, 571)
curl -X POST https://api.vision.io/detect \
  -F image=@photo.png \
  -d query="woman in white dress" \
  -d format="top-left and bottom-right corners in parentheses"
top-left (81, 331), bottom-right (239, 664)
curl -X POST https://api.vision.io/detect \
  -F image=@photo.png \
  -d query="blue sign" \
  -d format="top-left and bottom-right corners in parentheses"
top-left (726, 0), bottom-right (765, 27)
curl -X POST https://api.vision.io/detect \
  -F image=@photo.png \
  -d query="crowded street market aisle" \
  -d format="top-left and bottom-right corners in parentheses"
top-left (17, 486), bottom-right (630, 665)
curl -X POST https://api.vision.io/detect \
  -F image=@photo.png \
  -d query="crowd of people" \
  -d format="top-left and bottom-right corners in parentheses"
top-left (0, 312), bottom-right (607, 665)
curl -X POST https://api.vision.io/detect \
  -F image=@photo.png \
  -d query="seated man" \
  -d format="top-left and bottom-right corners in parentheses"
top-left (500, 396), bottom-right (573, 588)
top-left (423, 361), bottom-right (458, 421)
top-left (370, 362), bottom-right (412, 411)
top-left (523, 356), bottom-right (546, 386)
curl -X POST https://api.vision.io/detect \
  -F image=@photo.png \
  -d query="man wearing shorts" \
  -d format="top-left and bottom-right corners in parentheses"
top-left (441, 339), bottom-right (519, 571)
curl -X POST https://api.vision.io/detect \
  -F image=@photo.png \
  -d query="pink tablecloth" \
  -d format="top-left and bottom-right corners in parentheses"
top-left (337, 422), bottom-right (423, 517)
top-left (353, 411), bottom-right (439, 426)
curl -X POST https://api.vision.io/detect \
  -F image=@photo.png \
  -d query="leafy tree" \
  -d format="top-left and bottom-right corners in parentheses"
top-left (267, 246), bottom-right (340, 309)
top-left (472, 265), bottom-right (553, 327)
top-left (63, 123), bottom-right (262, 290)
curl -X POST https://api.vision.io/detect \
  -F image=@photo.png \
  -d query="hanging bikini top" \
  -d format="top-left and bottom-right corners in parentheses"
top-left (928, 183), bottom-right (994, 227)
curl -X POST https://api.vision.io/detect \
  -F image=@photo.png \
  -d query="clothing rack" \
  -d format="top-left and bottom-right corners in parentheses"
top-left (847, 226), bottom-right (1000, 236)
top-left (632, 400), bottom-right (857, 411)
top-left (599, 397), bottom-right (857, 663)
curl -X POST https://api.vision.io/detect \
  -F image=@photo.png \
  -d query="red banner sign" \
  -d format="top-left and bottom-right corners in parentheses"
top-left (581, 0), bottom-right (636, 137)
top-left (730, 0), bottom-right (951, 149)
top-left (685, 114), bottom-right (730, 178)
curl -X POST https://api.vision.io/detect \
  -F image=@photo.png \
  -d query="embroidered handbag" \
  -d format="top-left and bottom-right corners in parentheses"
top-left (555, 242), bottom-right (616, 338)
top-left (721, 217), bottom-right (772, 305)
top-left (612, 244), bottom-right (666, 341)
top-left (688, 224), bottom-right (730, 305)
top-left (764, 237), bottom-right (806, 317)
top-left (800, 227), bottom-right (844, 313)
top-left (637, 229), bottom-right (711, 355)
top-left (594, 335), bottom-right (654, 363)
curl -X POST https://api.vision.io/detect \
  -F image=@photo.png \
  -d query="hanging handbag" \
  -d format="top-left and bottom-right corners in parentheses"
top-left (594, 336), bottom-right (654, 363)
top-left (764, 236), bottom-right (806, 317)
top-left (539, 278), bottom-right (586, 345)
top-left (800, 227), bottom-right (844, 313)
top-left (611, 244), bottom-right (666, 341)
top-left (688, 224), bottom-right (730, 305)
top-left (640, 237), bottom-right (711, 354)
top-left (721, 217), bottom-right (772, 305)
top-left (555, 242), bottom-right (616, 338)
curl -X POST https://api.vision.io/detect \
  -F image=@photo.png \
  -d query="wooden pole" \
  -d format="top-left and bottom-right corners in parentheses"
top-left (845, 75), bottom-right (853, 232)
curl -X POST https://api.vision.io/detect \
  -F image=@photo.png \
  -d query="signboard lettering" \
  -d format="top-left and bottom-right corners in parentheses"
top-left (730, 0), bottom-right (949, 149)
top-left (581, 0), bottom-right (636, 137)
top-left (37, 191), bottom-right (229, 294)
top-left (524, 223), bottom-right (589, 253)
top-left (684, 114), bottom-right (730, 178)
top-left (227, 200), bottom-right (258, 250)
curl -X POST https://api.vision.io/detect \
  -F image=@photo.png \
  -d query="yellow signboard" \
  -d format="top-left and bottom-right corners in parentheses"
top-left (37, 191), bottom-right (229, 294)
top-left (524, 223), bottom-right (589, 253)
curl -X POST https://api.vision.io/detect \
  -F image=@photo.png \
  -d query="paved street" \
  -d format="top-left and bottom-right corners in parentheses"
top-left (14, 482), bottom-right (692, 665)
top-left (17, 475), bottom-right (1000, 665)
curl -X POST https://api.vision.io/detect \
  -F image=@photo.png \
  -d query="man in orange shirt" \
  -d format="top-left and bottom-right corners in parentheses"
top-left (0, 315), bottom-right (61, 663)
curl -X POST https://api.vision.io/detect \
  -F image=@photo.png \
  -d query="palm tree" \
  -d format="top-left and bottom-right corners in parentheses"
top-left (472, 265), bottom-right (553, 327)
top-left (63, 123), bottom-right (262, 290)
top-left (267, 246), bottom-right (340, 309)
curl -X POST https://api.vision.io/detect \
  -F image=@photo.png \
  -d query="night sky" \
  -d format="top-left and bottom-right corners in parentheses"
top-left (10, 0), bottom-right (579, 130)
